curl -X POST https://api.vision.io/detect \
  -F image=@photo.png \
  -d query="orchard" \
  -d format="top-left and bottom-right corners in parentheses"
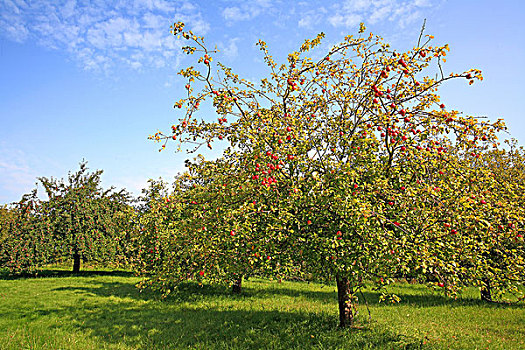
top-left (148, 22), bottom-right (524, 327)
top-left (0, 21), bottom-right (523, 332)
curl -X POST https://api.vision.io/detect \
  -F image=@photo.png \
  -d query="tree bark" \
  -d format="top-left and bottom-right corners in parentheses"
top-left (480, 277), bottom-right (492, 302)
top-left (72, 252), bottom-right (81, 273)
top-left (232, 276), bottom-right (242, 294)
top-left (336, 276), bottom-right (358, 327)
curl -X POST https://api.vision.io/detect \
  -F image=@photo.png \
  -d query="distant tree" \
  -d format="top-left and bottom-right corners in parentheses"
top-left (134, 165), bottom-right (298, 295)
top-left (0, 204), bottom-right (16, 243)
top-left (132, 179), bottom-right (172, 283)
top-left (444, 141), bottom-right (525, 302)
top-left (38, 161), bottom-right (130, 272)
top-left (0, 191), bottom-right (53, 274)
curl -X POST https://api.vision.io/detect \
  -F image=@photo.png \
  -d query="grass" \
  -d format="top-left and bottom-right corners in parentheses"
top-left (0, 269), bottom-right (523, 349)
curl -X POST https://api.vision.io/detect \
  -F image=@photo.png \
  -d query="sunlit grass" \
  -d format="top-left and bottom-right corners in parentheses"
top-left (0, 269), bottom-right (523, 349)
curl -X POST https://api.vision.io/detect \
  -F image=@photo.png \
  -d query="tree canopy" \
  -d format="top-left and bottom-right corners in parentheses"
top-left (146, 22), bottom-right (523, 326)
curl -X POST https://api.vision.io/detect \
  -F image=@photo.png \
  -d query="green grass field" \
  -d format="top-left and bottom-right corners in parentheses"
top-left (0, 269), bottom-right (523, 349)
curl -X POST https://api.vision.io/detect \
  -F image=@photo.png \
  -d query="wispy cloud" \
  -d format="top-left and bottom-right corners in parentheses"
top-left (327, 0), bottom-right (434, 29)
top-left (221, 0), bottom-right (275, 24)
top-left (0, 145), bottom-right (40, 203)
top-left (221, 37), bottom-right (240, 59)
top-left (0, 0), bottom-right (209, 71)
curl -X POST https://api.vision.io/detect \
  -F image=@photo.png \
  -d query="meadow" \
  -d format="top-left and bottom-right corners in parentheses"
top-left (0, 267), bottom-right (523, 349)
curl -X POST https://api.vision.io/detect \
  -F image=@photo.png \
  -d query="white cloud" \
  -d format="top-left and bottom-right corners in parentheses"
top-left (221, 0), bottom-right (276, 23)
top-left (368, 4), bottom-right (392, 24)
top-left (296, 6), bottom-right (327, 29)
top-left (0, 146), bottom-right (40, 203)
top-left (328, 13), bottom-right (362, 28)
top-left (61, 0), bottom-right (76, 19)
top-left (223, 7), bottom-right (251, 21)
top-left (327, 0), bottom-right (433, 29)
top-left (221, 37), bottom-right (240, 59)
top-left (0, 0), bottom-right (210, 72)
top-left (298, 15), bottom-right (312, 28)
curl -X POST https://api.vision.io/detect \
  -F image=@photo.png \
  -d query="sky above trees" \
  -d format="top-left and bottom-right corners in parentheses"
top-left (1, 0), bottom-right (524, 204)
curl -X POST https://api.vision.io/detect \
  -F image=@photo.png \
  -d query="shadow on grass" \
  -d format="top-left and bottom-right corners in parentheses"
top-left (243, 281), bottom-right (523, 310)
top-left (2, 267), bottom-right (522, 310)
top-left (41, 283), bottom-right (426, 349)
top-left (0, 268), bottom-right (135, 280)
top-left (50, 276), bottom-right (524, 314)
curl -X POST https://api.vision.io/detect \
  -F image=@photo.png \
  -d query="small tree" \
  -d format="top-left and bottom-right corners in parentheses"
top-left (39, 161), bottom-right (130, 272)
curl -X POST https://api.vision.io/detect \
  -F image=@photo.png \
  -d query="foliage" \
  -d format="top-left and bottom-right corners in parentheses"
top-left (146, 22), bottom-right (523, 325)
top-left (447, 140), bottom-right (525, 301)
top-left (0, 161), bottom-right (133, 274)
top-left (0, 205), bottom-right (15, 241)
top-left (0, 191), bottom-right (53, 274)
top-left (37, 161), bottom-right (131, 272)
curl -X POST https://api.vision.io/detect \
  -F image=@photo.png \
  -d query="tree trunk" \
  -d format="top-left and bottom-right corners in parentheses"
top-left (232, 276), bottom-right (242, 294)
top-left (480, 277), bottom-right (492, 302)
top-left (336, 276), bottom-right (358, 327)
top-left (72, 252), bottom-right (81, 273)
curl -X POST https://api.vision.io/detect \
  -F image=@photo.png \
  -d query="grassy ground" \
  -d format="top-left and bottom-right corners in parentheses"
top-left (0, 269), bottom-right (523, 349)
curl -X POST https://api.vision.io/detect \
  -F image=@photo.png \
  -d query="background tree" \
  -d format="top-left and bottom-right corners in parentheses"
top-left (0, 205), bottom-right (16, 248)
top-left (39, 161), bottom-right (130, 272)
top-left (149, 22), bottom-right (514, 327)
top-left (0, 191), bottom-right (53, 274)
top-left (440, 141), bottom-right (525, 302)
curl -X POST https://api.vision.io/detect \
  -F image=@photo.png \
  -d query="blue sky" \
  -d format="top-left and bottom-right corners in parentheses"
top-left (1, 0), bottom-right (524, 204)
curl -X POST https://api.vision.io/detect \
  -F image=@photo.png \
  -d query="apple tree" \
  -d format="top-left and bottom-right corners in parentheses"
top-left (0, 191), bottom-right (54, 274)
top-left (150, 22), bottom-right (510, 326)
top-left (134, 165), bottom-right (296, 294)
top-left (435, 141), bottom-right (525, 302)
top-left (38, 161), bottom-right (131, 272)
top-left (0, 205), bottom-right (15, 246)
